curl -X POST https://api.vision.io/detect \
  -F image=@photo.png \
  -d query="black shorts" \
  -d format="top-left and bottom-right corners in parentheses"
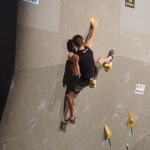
top-left (71, 61), bottom-right (102, 94)
top-left (71, 78), bottom-right (90, 94)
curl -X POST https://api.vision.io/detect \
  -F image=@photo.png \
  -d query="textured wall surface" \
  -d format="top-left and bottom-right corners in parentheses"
top-left (0, 0), bottom-right (150, 150)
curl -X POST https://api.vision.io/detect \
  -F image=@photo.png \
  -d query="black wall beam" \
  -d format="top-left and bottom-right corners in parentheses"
top-left (0, 0), bottom-right (18, 122)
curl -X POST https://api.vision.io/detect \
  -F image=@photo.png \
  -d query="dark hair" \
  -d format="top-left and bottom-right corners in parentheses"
top-left (72, 35), bottom-right (84, 47)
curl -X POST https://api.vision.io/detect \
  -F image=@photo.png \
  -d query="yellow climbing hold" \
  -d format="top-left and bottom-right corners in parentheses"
top-left (90, 17), bottom-right (95, 23)
top-left (126, 143), bottom-right (129, 148)
top-left (103, 62), bottom-right (112, 72)
top-left (128, 112), bottom-right (136, 128)
top-left (89, 78), bottom-right (96, 88)
top-left (104, 124), bottom-right (112, 140)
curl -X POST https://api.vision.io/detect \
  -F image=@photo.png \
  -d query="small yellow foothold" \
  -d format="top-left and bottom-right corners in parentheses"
top-left (89, 78), bottom-right (96, 88)
top-left (104, 124), bottom-right (112, 140)
top-left (128, 112), bottom-right (136, 128)
top-left (126, 144), bottom-right (129, 148)
top-left (90, 17), bottom-right (95, 23)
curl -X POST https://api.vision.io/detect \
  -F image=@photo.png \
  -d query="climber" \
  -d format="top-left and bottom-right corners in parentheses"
top-left (64, 21), bottom-right (115, 124)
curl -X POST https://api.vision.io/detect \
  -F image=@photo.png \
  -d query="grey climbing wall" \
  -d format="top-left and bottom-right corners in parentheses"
top-left (0, 0), bottom-right (150, 150)
top-left (17, 0), bottom-right (60, 33)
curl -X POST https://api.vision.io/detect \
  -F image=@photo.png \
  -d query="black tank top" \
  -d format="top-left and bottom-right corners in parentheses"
top-left (76, 46), bottom-right (97, 80)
